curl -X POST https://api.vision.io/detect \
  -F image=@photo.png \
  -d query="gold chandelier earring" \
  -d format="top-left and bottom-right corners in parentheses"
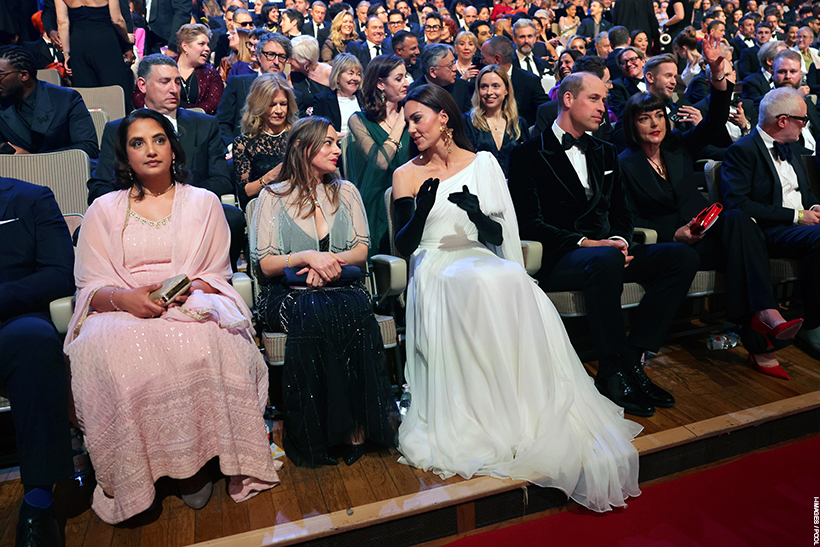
top-left (440, 123), bottom-right (453, 154)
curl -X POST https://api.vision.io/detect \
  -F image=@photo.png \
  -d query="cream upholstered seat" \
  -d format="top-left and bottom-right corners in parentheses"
top-left (74, 85), bottom-right (126, 121)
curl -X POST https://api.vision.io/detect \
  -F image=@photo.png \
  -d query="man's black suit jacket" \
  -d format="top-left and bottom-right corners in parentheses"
top-left (22, 38), bottom-right (64, 69)
top-left (720, 127), bottom-right (820, 230)
top-left (303, 21), bottom-right (330, 43)
top-left (216, 73), bottom-right (306, 147)
top-left (346, 40), bottom-right (385, 71)
top-left (577, 17), bottom-right (613, 40)
top-left (0, 81), bottom-right (98, 159)
top-left (608, 76), bottom-right (641, 119)
top-left (740, 70), bottom-right (773, 105)
top-left (406, 76), bottom-right (472, 114)
top-left (0, 177), bottom-right (74, 323)
top-left (312, 90), bottom-right (364, 132)
top-left (606, 48), bottom-right (625, 83)
top-left (729, 35), bottom-right (754, 61)
top-left (87, 109), bottom-right (232, 204)
top-left (510, 65), bottom-right (549, 127)
top-left (513, 54), bottom-right (549, 79)
top-left (738, 44), bottom-right (761, 80)
top-left (508, 128), bottom-right (633, 277)
top-left (534, 98), bottom-right (613, 140)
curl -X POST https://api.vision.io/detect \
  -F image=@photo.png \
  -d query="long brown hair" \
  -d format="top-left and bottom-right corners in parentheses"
top-left (361, 54), bottom-right (405, 123)
top-left (272, 117), bottom-right (341, 219)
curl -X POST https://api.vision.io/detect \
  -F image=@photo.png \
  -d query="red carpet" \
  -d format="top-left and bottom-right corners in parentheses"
top-left (452, 437), bottom-right (820, 547)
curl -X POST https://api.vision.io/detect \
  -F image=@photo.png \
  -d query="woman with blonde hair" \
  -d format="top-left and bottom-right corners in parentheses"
top-left (454, 30), bottom-right (480, 82)
top-left (233, 74), bottom-right (298, 205)
top-left (289, 35), bottom-right (333, 110)
top-left (133, 23), bottom-right (223, 114)
top-left (313, 53), bottom-right (365, 135)
top-left (463, 65), bottom-right (528, 177)
top-left (321, 11), bottom-right (357, 62)
top-left (251, 116), bottom-right (396, 467)
top-left (219, 27), bottom-right (251, 81)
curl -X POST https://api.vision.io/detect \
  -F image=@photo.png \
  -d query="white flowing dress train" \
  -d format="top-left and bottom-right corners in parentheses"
top-left (397, 152), bottom-right (642, 512)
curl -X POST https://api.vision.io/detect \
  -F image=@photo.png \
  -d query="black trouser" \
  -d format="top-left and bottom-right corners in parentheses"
top-left (0, 313), bottom-right (73, 486)
top-left (223, 203), bottom-right (246, 272)
top-left (538, 242), bottom-right (700, 365)
top-left (764, 224), bottom-right (820, 330)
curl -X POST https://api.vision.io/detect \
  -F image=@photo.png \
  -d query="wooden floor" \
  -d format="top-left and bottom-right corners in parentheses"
top-left (0, 329), bottom-right (818, 547)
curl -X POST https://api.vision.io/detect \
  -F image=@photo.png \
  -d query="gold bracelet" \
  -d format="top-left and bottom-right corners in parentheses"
top-left (798, 210), bottom-right (804, 225)
top-left (109, 288), bottom-right (122, 311)
top-left (286, 253), bottom-right (292, 268)
top-left (386, 137), bottom-right (402, 150)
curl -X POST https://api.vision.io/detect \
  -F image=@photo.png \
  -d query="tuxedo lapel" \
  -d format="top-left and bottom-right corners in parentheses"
top-left (752, 129), bottom-right (784, 206)
top-left (538, 130), bottom-right (588, 204)
top-left (585, 138), bottom-right (604, 209)
top-left (29, 84), bottom-right (54, 141)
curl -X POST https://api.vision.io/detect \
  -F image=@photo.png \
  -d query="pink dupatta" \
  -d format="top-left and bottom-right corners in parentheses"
top-left (65, 184), bottom-right (252, 345)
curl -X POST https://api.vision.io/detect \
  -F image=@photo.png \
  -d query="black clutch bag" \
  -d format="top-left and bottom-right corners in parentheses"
top-left (283, 265), bottom-right (362, 288)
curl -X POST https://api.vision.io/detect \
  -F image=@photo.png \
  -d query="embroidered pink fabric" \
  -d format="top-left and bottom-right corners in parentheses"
top-left (65, 185), bottom-right (281, 524)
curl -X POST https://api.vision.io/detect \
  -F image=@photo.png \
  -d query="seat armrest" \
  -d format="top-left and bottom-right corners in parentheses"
top-left (221, 194), bottom-right (237, 207)
top-left (521, 240), bottom-right (543, 276)
top-left (231, 272), bottom-right (254, 309)
top-left (370, 254), bottom-right (407, 304)
top-left (50, 296), bottom-right (75, 335)
top-left (633, 227), bottom-right (658, 245)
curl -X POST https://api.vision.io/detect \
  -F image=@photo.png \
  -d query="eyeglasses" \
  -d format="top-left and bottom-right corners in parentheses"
top-left (388, 19), bottom-right (404, 25)
top-left (0, 70), bottom-right (20, 81)
top-left (778, 113), bottom-right (810, 125)
top-left (435, 59), bottom-right (457, 70)
top-left (425, 24), bottom-right (442, 31)
top-left (259, 50), bottom-right (289, 62)
top-left (235, 20), bottom-right (254, 27)
top-left (620, 56), bottom-right (642, 66)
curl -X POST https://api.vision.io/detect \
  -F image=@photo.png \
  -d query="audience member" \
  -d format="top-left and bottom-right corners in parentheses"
top-left (346, 55), bottom-right (410, 254)
top-left (578, 1), bottom-right (613, 40)
top-left (512, 19), bottom-right (549, 78)
top-left (453, 30), bottom-right (479, 82)
top-left (392, 83), bottom-right (641, 512)
top-left (509, 72), bottom-right (700, 417)
top-left (66, 109), bottom-right (281, 524)
top-left (559, 3), bottom-right (581, 36)
top-left (609, 45), bottom-right (646, 119)
top-left (470, 19), bottom-right (493, 47)
top-left (392, 29), bottom-right (423, 82)
top-left (346, 15), bottom-right (388, 70)
top-left (423, 11), bottom-right (445, 44)
top-left (721, 87), bottom-right (820, 358)
top-left (1, 176), bottom-right (74, 547)
top-left (595, 30), bottom-right (613, 57)
top-left (289, 35), bottom-right (332, 110)
top-left (739, 22), bottom-right (773, 79)
top-left (321, 10), bottom-right (357, 61)
top-left (463, 64), bottom-right (529, 177)
top-left (407, 43), bottom-right (472, 113)
top-left (741, 40), bottom-right (786, 107)
top-left (630, 28), bottom-right (649, 53)
top-left (313, 53), bottom-right (364, 135)
top-left (0, 45), bottom-right (98, 160)
top-left (795, 26), bottom-right (820, 74)
top-left (250, 116), bottom-right (396, 468)
top-left (549, 48), bottom-right (582, 99)
top-left (280, 7), bottom-right (306, 37)
top-left (219, 27), bottom-right (251, 80)
top-left (233, 73), bottom-right (297, 205)
top-left (480, 35), bottom-right (548, 126)
top-left (304, 1), bottom-right (331, 42)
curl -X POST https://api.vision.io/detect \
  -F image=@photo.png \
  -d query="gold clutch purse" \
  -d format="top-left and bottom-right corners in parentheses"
top-left (148, 274), bottom-right (192, 306)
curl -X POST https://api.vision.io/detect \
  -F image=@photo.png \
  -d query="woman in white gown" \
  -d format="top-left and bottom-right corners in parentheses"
top-left (392, 84), bottom-right (642, 512)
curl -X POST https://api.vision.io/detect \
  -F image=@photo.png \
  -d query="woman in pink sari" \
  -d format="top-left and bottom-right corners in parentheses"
top-left (65, 109), bottom-right (280, 524)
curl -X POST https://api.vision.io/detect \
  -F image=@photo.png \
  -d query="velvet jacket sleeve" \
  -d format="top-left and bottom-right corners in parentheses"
top-left (193, 64), bottom-right (224, 115)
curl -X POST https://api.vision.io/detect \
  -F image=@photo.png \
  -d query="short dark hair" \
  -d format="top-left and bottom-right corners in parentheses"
top-left (260, 3), bottom-right (279, 24)
top-left (282, 8), bottom-right (305, 31)
top-left (571, 55), bottom-right (607, 79)
top-left (469, 20), bottom-right (491, 34)
top-left (391, 29), bottom-right (416, 51)
top-left (388, 9), bottom-right (404, 20)
top-left (327, 2), bottom-right (352, 21)
top-left (621, 92), bottom-right (670, 149)
top-left (113, 109), bottom-right (189, 199)
top-left (137, 53), bottom-right (178, 80)
top-left (608, 25), bottom-right (629, 48)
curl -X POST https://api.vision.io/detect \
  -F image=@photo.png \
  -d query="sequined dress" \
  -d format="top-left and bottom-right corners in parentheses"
top-left (65, 187), bottom-right (280, 524)
top-left (251, 180), bottom-right (397, 467)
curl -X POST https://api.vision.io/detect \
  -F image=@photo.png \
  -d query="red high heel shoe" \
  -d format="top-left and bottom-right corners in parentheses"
top-left (748, 354), bottom-right (791, 380)
top-left (750, 316), bottom-right (803, 341)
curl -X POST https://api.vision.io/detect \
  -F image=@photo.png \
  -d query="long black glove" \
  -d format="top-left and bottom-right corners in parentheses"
top-left (394, 178), bottom-right (439, 256)
top-left (447, 185), bottom-right (503, 246)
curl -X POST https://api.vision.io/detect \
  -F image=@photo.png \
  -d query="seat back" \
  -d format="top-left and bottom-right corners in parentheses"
top-left (37, 68), bottom-right (61, 86)
top-left (0, 150), bottom-right (90, 215)
top-left (74, 86), bottom-right (126, 121)
top-left (187, 107), bottom-right (206, 114)
top-left (704, 160), bottom-right (722, 204)
top-left (88, 109), bottom-right (110, 148)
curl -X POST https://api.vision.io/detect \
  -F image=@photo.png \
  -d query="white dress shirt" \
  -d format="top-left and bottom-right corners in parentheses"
top-left (367, 40), bottom-right (383, 59)
top-left (759, 126), bottom-right (804, 224)
top-left (516, 50), bottom-right (540, 76)
top-left (552, 121), bottom-right (591, 199)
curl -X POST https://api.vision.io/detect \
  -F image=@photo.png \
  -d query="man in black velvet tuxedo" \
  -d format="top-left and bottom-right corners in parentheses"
top-left (216, 33), bottom-right (305, 147)
top-left (480, 36), bottom-right (548, 127)
top-left (407, 43), bottom-right (472, 113)
top-left (721, 87), bottom-right (820, 356)
top-left (0, 46), bottom-right (98, 161)
top-left (508, 72), bottom-right (700, 417)
top-left (1, 177), bottom-right (74, 547)
top-left (89, 55), bottom-right (245, 271)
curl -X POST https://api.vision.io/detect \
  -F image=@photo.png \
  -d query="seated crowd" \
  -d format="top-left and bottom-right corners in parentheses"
top-left (5, 0), bottom-right (820, 545)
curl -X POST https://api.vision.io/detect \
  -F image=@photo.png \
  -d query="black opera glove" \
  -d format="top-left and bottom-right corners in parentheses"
top-left (447, 185), bottom-right (503, 246)
top-left (395, 178), bottom-right (440, 256)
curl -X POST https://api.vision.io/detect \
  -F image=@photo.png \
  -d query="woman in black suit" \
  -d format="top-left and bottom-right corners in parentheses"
top-left (312, 53), bottom-right (364, 137)
top-left (618, 37), bottom-right (802, 379)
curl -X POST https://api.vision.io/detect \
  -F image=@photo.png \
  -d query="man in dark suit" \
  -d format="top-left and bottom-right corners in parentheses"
top-left (738, 23), bottom-right (774, 80)
top-left (89, 55), bottom-right (245, 271)
top-left (608, 46), bottom-right (645, 120)
top-left (303, 1), bottom-right (331, 42)
top-left (741, 41), bottom-right (785, 109)
top-left (1, 177), bottom-right (75, 547)
top-left (721, 87), bottom-right (820, 356)
top-left (0, 46), bottom-right (98, 160)
top-left (216, 33), bottom-right (304, 147)
top-left (577, 1), bottom-right (613, 41)
top-left (407, 43), bottom-right (472, 113)
top-left (481, 36), bottom-right (548, 127)
top-left (730, 15), bottom-right (757, 61)
top-left (612, 0), bottom-right (658, 47)
top-left (509, 72), bottom-right (700, 416)
top-left (346, 16), bottom-right (388, 71)
top-left (512, 18), bottom-right (549, 79)
top-left (605, 25), bottom-right (629, 81)
top-left (392, 30), bottom-right (424, 83)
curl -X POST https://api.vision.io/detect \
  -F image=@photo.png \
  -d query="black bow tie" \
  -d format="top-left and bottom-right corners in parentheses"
top-left (773, 141), bottom-right (793, 162)
top-left (562, 132), bottom-right (589, 152)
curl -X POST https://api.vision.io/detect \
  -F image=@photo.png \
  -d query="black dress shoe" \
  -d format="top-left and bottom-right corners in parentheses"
top-left (16, 507), bottom-right (61, 547)
top-left (594, 371), bottom-right (655, 417)
top-left (311, 453), bottom-right (339, 466)
top-left (628, 361), bottom-right (675, 408)
top-left (342, 444), bottom-right (366, 466)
